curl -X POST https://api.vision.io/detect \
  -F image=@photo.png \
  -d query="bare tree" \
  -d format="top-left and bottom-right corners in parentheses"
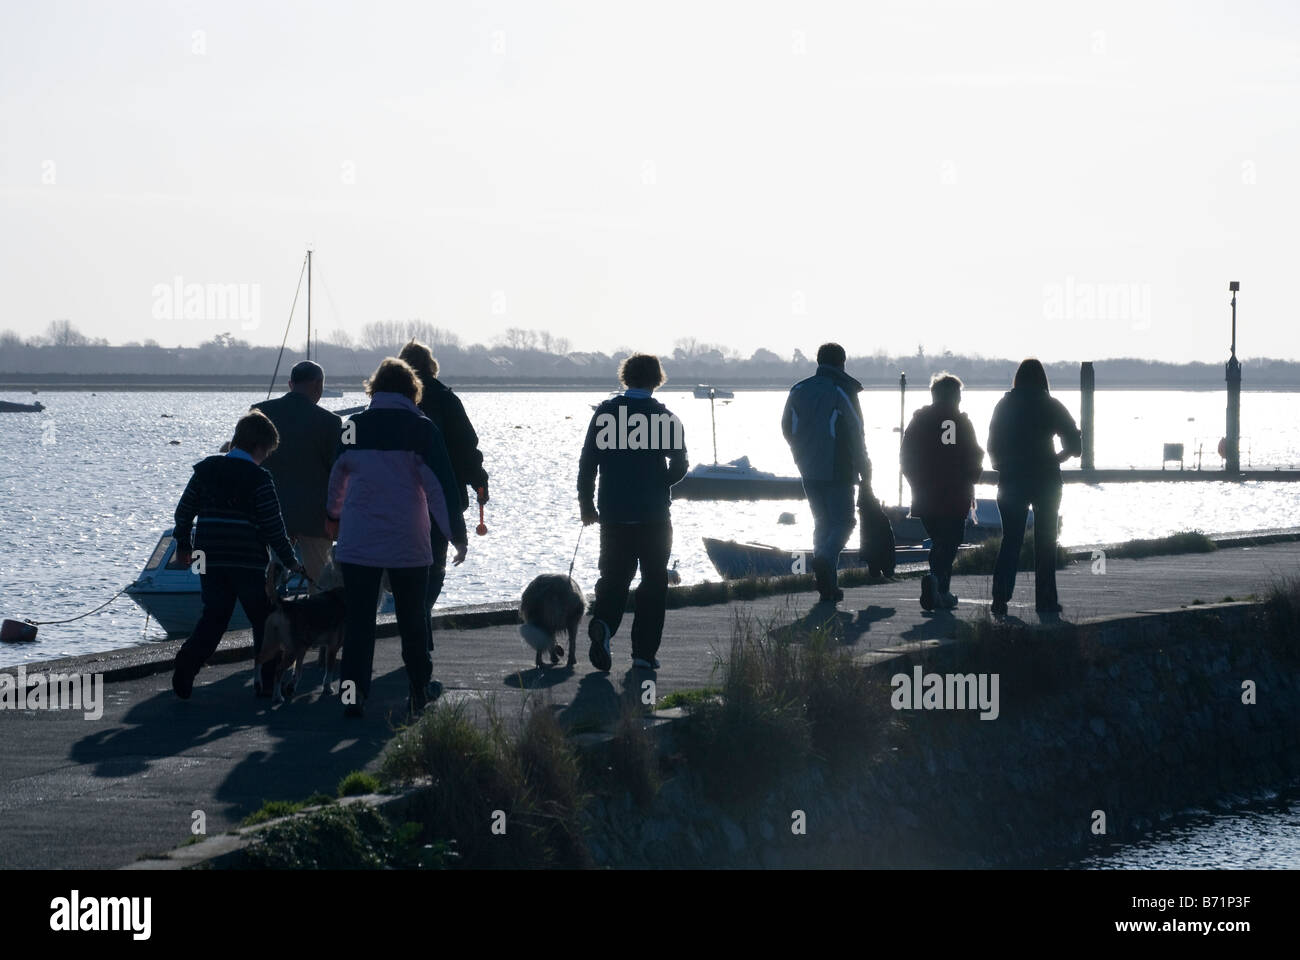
top-left (45, 319), bottom-right (89, 347)
top-left (500, 327), bottom-right (538, 350)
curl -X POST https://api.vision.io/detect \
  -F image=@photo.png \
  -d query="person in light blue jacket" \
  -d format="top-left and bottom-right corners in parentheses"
top-left (781, 343), bottom-right (871, 602)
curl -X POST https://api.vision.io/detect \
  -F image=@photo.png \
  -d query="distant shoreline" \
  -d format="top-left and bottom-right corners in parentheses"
top-left (2, 375), bottom-right (1296, 393)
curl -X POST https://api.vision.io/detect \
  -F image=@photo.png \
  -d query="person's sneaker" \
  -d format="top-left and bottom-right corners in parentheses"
top-left (919, 574), bottom-right (937, 611)
top-left (991, 599), bottom-right (1008, 619)
top-left (939, 591), bottom-right (959, 609)
top-left (631, 657), bottom-right (656, 670)
top-left (587, 618), bottom-right (612, 672)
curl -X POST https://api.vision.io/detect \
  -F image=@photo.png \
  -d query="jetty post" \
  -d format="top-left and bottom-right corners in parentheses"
top-left (1225, 281), bottom-right (1241, 476)
top-left (1080, 361), bottom-right (1095, 471)
top-left (898, 372), bottom-right (906, 506)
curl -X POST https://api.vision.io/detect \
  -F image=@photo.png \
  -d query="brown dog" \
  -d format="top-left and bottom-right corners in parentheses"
top-left (256, 560), bottom-right (346, 703)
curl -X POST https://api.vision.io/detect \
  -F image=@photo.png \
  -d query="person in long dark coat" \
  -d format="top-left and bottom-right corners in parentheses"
top-left (901, 372), bottom-right (984, 610)
top-left (986, 359), bottom-right (1081, 618)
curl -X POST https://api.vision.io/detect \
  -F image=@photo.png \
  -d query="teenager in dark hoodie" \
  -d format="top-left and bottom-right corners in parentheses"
top-left (901, 372), bottom-right (984, 611)
top-left (986, 359), bottom-right (1081, 618)
top-left (171, 410), bottom-right (303, 699)
top-left (578, 354), bottom-right (688, 672)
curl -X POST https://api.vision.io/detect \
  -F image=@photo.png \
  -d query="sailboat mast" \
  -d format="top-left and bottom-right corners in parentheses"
top-left (305, 248), bottom-right (313, 361)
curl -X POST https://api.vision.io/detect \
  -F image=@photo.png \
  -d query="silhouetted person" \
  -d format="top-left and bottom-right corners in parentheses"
top-left (171, 410), bottom-right (303, 699)
top-left (325, 358), bottom-right (467, 718)
top-left (987, 358), bottom-right (1081, 618)
top-left (251, 360), bottom-right (342, 591)
top-left (901, 372), bottom-right (984, 611)
top-left (397, 339), bottom-right (489, 667)
top-left (781, 343), bottom-right (871, 603)
top-left (579, 354), bottom-right (688, 672)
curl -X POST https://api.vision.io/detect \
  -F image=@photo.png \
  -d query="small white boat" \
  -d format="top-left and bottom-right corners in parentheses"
top-left (672, 457), bottom-right (805, 501)
top-left (126, 530), bottom-right (393, 636)
top-left (693, 385), bottom-right (734, 400)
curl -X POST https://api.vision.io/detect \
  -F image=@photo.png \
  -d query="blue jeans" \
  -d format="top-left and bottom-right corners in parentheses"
top-left (803, 481), bottom-right (857, 563)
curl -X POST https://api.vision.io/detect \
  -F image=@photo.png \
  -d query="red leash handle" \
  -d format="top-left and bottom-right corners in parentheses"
top-left (475, 488), bottom-right (488, 536)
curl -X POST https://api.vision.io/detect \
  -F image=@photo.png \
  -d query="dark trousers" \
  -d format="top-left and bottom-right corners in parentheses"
top-left (340, 562), bottom-right (431, 701)
top-left (424, 524), bottom-right (450, 653)
top-left (177, 567), bottom-right (275, 688)
top-left (920, 514), bottom-right (966, 594)
top-left (993, 484), bottom-right (1062, 610)
top-left (590, 521), bottom-right (673, 661)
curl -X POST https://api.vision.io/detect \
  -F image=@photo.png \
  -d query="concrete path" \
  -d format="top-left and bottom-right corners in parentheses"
top-left (1, 540), bottom-right (1296, 869)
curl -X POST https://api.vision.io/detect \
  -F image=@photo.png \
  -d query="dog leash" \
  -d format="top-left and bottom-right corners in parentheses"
top-left (568, 525), bottom-right (584, 580)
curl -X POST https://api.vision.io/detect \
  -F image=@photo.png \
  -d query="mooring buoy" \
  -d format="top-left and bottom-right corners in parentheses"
top-left (1, 619), bottom-right (38, 643)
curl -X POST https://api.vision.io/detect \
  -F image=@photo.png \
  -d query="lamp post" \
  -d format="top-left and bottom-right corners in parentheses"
top-left (1225, 281), bottom-right (1241, 476)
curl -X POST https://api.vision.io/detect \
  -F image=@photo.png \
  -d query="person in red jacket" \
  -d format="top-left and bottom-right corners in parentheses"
top-left (900, 372), bottom-right (984, 611)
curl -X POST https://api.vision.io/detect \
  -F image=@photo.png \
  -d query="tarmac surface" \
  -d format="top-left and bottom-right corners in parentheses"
top-left (1, 539), bottom-right (1297, 868)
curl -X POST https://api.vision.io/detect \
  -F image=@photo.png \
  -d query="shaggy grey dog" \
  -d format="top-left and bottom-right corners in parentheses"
top-left (518, 574), bottom-right (586, 669)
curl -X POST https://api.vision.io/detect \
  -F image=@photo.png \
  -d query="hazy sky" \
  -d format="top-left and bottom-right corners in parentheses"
top-left (2, 0), bottom-right (1298, 361)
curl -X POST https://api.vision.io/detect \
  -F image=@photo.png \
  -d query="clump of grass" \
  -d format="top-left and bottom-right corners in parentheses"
top-left (678, 611), bottom-right (890, 800)
top-left (338, 771), bottom-right (381, 797)
top-left (798, 626), bottom-right (894, 764)
top-left (240, 804), bottom-right (455, 870)
top-left (606, 700), bottom-right (661, 807)
top-left (380, 699), bottom-right (589, 867)
top-left (656, 687), bottom-right (722, 710)
top-left (1107, 530), bottom-right (1217, 559)
top-left (951, 535), bottom-right (1069, 576)
top-left (241, 793), bottom-right (333, 827)
top-left (1263, 577), bottom-right (1300, 663)
top-left (952, 612), bottom-right (1091, 702)
top-left (681, 613), bottom-right (812, 802)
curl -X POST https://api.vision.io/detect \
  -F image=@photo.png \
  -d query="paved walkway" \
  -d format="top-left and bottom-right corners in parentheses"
top-left (1, 540), bottom-right (1296, 868)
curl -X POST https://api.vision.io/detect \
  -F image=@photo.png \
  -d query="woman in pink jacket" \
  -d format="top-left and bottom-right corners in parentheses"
top-left (325, 358), bottom-right (468, 718)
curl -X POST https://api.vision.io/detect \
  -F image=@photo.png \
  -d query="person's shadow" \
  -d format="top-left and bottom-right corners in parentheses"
top-left (770, 603), bottom-right (897, 645)
top-left (69, 665), bottom-right (396, 815)
top-left (557, 671), bottom-right (621, 732)
top-left (503, 664), bottom-right (573, 691)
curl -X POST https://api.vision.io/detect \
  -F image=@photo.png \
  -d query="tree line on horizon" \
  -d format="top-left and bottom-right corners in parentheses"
top-left (2, 319), bottom-right (1296, 388)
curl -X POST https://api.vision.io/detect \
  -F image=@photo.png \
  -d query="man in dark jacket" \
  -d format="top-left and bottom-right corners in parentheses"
top-left (171, 410), bottom-right (303, 699)
top-left (397, 340), bottom-right (490, 654)
top-left (578, 354), bottom-right (688, 672)
top-left (781, 343), bottom-right (871, 603)
top-left (251, 361), bottom-right (342, 590)
top-left (901, 372), bottom-right (984, 611)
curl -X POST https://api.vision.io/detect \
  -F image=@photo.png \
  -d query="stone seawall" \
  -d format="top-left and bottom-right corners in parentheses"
top-left (580, 601), bottom-right (1300, 867)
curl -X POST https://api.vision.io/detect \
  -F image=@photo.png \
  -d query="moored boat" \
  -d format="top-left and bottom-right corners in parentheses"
top-left (0, 399), bottom-right (44, 412)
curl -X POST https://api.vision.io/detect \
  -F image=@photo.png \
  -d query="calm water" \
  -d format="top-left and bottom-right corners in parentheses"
top-left (4, 387), bottom-right (1300, 665)
top-left (2, 387), bottom-right (1299, 868)
top-left (1068, 790), bottom-right (1300, 869)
